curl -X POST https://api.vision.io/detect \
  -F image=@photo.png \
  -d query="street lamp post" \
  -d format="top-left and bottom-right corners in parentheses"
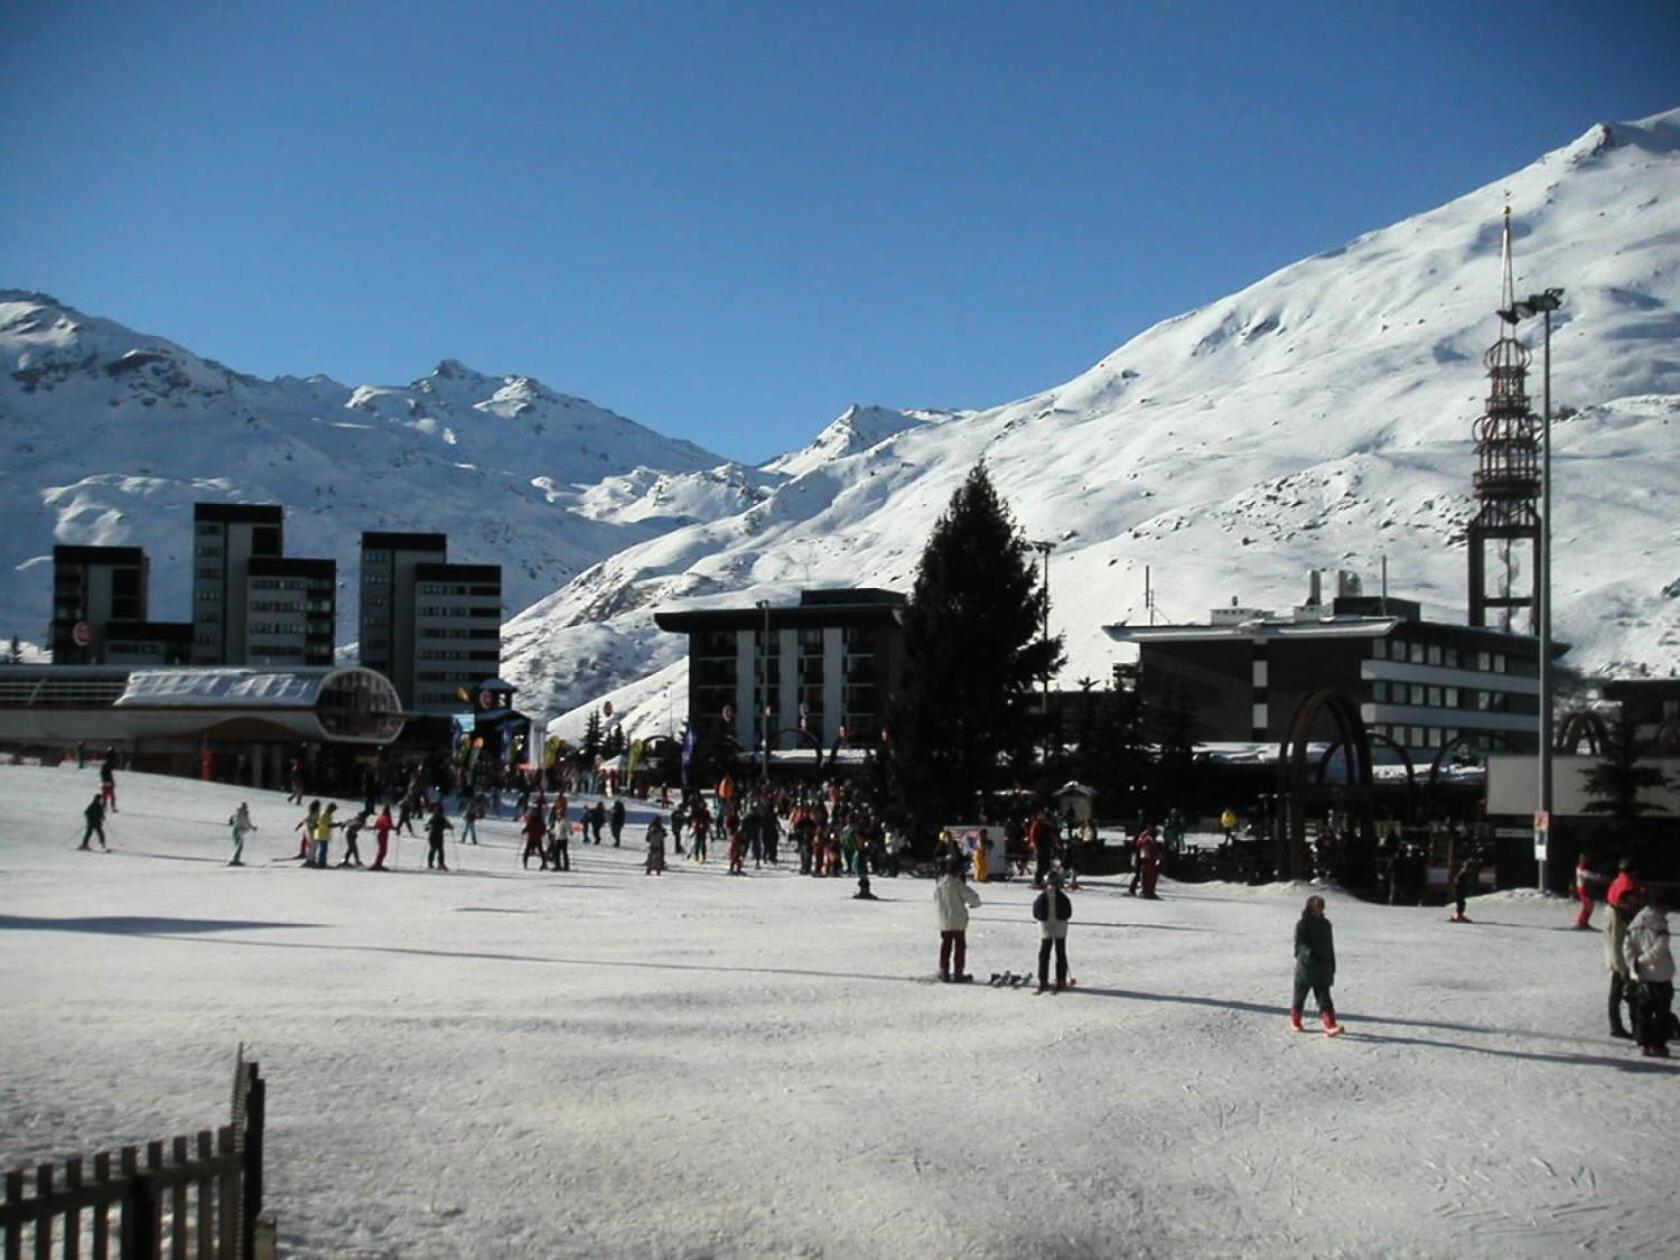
top-left (755, 599), bottom-right (771, 783)
top-left (1029, 540), bottom-right (1056, 767)
top-left (1498, 286), bottom-right (1563, 891)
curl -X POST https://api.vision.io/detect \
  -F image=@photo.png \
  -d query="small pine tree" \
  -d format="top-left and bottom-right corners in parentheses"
top-left (580, 709), bottom-right (604, 762)
top-left (602, 722), bottom-right (627, 759)
top-left (1148, 680), bottom-right (1202, 819)
top-left (1582, 708), bottom-right (1671, 822)
top-left (883, 462), bottom-right (1062, 840)
top-left (5, 636), bottom-right (20, 665)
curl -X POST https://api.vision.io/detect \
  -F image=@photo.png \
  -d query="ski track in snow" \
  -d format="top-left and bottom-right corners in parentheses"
top-left (2, 766), bottom-right (1677, 1258)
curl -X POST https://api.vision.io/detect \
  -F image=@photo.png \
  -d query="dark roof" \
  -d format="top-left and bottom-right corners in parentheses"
top-left (53, 545), bottom-right (146, 565)
top-left (104, 621), bottom-right (194, 642)
top-left (194, 502), bottom-right (284, 523)
top-left (361, 531), bottom-right (448, 552)
top-left (414, 562), bottom-right (501, 583)
top-left (248, 556), bottom-right (336, 578)
top-left (655, 593), bottom-right (908, 633)
top-left (800, 588), bottom-right (907, 608)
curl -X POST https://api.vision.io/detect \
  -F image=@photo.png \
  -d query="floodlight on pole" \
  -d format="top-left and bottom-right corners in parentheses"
top-left (1029, 540), bottom-right (1056, 764)
top-left (755, 599), bottom-right (772, 782)
top-left (1497, 287), bottom-right (1563, 892)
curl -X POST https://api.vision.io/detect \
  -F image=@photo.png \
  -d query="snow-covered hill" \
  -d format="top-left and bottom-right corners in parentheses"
top-left (6, 109), bottom-right (1678, 734)
top-left (534, 108), bottom-right (1680, 738)
top-left (0, 297), bottom-right (747, 648)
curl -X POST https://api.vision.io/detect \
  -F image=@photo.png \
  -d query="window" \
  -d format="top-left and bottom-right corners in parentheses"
top-left (1492, 652), bottom-right (1507, 674)
top-left (1387, 639), bottom-right (1404, 661)
top-left (1444, 647), bottom-right (1459, 669)
top-left (1410, 643), bottom-right (1425, 665)
top-left (1477, 651), bottom-right (1491, 672)
top-left (1445, 687), bottom-right (1459, 708)
top-left (1426, 728), bottom-right (1443, 748)
top-left (1427, 686), bottom-right (1442, 707)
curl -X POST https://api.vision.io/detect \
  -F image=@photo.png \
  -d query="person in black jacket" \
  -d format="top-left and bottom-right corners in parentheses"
top-left (1291, 895), bottom-right (1343, 1035)
top-left (1032, 873), bottom-right (1074, 993)
top-left (424, 802), bottom-right (453, 871)
top-left (79, 794), bottom-right (108, 851)
top-left (609, 797), bottom-right (626, 847)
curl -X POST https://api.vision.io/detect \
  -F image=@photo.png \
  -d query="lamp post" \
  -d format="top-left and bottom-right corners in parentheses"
top-left (1498, 286), bottom-right (1563, 891)
top-left (1029, 540), bottom-right (1056, 768)
top-left (755, 599), bottom-right (771, 783)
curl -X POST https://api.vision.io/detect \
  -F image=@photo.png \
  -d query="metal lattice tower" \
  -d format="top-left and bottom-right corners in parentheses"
top-left (1467, 208), bottom-right (1541, 633)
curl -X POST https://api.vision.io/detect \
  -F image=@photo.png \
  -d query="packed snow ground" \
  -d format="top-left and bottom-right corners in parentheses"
top-left (2, 766), bottom-right (1675, 1259)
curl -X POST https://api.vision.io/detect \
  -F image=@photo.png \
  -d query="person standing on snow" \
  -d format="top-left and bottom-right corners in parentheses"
top-left (548, 808), bottom-right (572, 872)
top-left (1574, 852), bottom-right (1604, 930)
top-left (295, 800), bottom-right (321, 861)
top-left (1290, 895), bottom-right (1343, 1035)
top-left (1032, 872), bottom-right (1074, 993)
top-left (370, 805), bottom-right (395, 871)
top-left (227, 802), bottom-right (256, 866)
top-left (338, 810), bottom-right (368, 868)
top-left (609, 797), bottom-right (626, 847)
top-left (1127, 821), bottom-right (1154, 896)
top-left (1623, 892), bottom-right (1674, 1058)
top-left (520, 807), bottom-right (547, 870)
top-left (645, 815), bottom-right (667, 875)
top-left (1029, 811), bottom-right (1056, 888)
top-left (425, 802), bottom-right (453, 871)
top-left (461, 794), bottom-right (483, 845)
top-left (311, 803), bottom-right (339, 869)
top-left (79, 794), bottom-right (109, 851)
top-left (1603, 873), bottom-right (1640, 1041)
top-left (99, 752), bottom-right (118, 813)
top-left (588, 800), bottom-right (607, 845)
top-left (1448, 854), bottom-right (1476, 923)
top-left (934, 857), bottom-right (982, 983)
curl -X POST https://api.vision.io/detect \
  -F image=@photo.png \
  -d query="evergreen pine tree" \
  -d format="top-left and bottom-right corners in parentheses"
top-left (1582, 707), bottom-right (1671, 822)
top-left (581, 709), bottom-right (604, 762)
top-left (883, 463), bottom-right (1062, 840)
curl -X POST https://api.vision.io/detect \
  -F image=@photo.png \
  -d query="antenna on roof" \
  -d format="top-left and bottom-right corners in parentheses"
top-left (1498, 201), bottom-right (1516, 315)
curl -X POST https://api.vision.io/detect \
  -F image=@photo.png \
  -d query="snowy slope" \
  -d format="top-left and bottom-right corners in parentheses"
top-left (0, 296), bottom-right (742, 648)
top-left (2, 765), bottom-right (1676, 1259)
top-left (525, 109), bottom-right (1680, 731)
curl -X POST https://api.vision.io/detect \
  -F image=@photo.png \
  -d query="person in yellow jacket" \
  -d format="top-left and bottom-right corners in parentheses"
top-left (311, 803), bottom-right (338, 869)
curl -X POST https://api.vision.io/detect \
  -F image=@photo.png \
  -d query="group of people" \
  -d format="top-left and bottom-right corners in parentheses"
top-left (1580, 857), bottom-right (1676, 1058)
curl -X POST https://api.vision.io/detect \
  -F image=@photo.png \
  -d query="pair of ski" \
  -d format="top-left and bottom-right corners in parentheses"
top-left (988, 971), bottom-right (1078, 992)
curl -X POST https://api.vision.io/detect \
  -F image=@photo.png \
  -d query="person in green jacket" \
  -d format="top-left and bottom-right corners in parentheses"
top-left (1291, 895), bottom-right (1343, 1035)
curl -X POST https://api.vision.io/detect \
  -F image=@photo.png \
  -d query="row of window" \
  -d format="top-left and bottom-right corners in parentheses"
top-left (417, 606), bottom-right (500, 619)
top-left (1372, 681), bottom-right (1522, 712)
top-left (417, 583), bottom-right (500, 597)
top-left (1376, 638), bottom-right (1515, 675)
top-left (1369, 725), bottom-right (1491, 751)
top-left (417, 649), bottom-right (500, 662)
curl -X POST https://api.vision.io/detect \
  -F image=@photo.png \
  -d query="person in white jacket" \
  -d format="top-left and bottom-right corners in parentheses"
top-left (227, 802), bottom-right (257, 867)
top-left (934, 857), bottom-right (982, 983)
top-left (1622, 896), bottom-right (1674, 1058)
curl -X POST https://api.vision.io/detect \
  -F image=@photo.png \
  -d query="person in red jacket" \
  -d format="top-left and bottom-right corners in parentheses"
top-left (520, 807), bottom-right (548, 870)
top-left (1029, 811), bottom-right (1056, 888)
top-left (1606, 858), bottom-right (1646, 919)
top-left (1127, 823), bottom-right (1155, 896)
top-left (1140, 828), bottom-right (1164, 899)
top-left (370, 806), bottom-right (395, 871)
top-left (1574, 853), bottom-right (1603, 929)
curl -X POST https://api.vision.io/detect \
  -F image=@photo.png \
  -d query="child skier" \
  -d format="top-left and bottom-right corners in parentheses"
top-left (370, 805), bottom-right (394, 871)
top-left (79, 794), bottom-right (109, 851)
top-left (227, 802), bottom-right (256, 866)
top-left (645, 816), bottom-right (667, 875)
top-left (1291, 894), bottom-right (1343, 1035)
top-left (424, 802), bottom-right (453, 871)
top-left (934, 857), bottom-right (982, 983)
top-left (1032, 872), bottom-right (1074, 993)
top-left (520, 807), bottom-right (547, 870)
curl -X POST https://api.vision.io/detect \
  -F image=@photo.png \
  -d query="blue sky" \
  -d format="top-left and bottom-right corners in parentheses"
top-left (3, 2), bottom-right (1676, 464)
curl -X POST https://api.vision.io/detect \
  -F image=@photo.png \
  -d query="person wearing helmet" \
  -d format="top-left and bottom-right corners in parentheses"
top-left (934, 856), bottom-right (982, 983)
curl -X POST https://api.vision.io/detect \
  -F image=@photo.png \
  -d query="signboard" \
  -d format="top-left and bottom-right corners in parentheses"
top-left (1533, 810), bottom-right (1549, 834)
top-left (72, 621), bottom-right (93, 648)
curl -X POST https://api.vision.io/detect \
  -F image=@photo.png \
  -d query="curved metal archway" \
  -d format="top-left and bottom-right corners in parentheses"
top-left (1555, 710), bottom-right (1609, 756)
top-left (1277, 690), bottom-right (1377, 882)
top-left (1426, 729), bottom-right (1515, 789)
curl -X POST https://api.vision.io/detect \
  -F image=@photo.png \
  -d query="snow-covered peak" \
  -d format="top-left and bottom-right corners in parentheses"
top-left (762, 403), bottom-right (943, 478)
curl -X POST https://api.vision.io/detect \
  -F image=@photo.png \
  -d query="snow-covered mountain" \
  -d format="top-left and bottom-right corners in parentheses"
top-left (7, 108), bottom-right (1678, 738)
top-left (0, 295), bottom-right (760, 649)
top-left (534, 108), bottom-right (1680, 741)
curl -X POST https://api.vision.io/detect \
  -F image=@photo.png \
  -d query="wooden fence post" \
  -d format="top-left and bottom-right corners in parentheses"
top-left (238, 1070), bottom-right (264, 1260)
top-left (34, 1163), bottom-right (53, 1260)
top-left (63, 1157), bottom-right (82, 1260)
top-left (92, 1153), bottom-right (112, 1260)
top-left (6, 1168), bottom-right (26, 1260)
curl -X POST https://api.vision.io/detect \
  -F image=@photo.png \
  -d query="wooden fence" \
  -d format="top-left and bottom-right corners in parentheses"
top-left (0, 1051), bottom-right (267, 1260)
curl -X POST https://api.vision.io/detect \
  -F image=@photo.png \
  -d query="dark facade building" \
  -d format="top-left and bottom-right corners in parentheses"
top-left (654, 588), bottom-right (908, 757)
top-left (245, 557), bottom-right (337, 666)
top-left (191, 503), bottom-right (285, 664)
top-left (411, 562), bottom-right (503, 715)
top-left (50, 545), bottom-right (193, 665)
top-left (358, 532), bottom-right (449, 708)
top-left (1106, 577), bottom-right (1544, 759)
top-left (1600, 678), bottom-right (1680, 751)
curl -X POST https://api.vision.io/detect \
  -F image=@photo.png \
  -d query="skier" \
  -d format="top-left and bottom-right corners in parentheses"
top-left (934, 857), bottom-right (982, 983)
top-left (424, 802), bottom-right (453, 871)
top-left (1448, 855), bottom-right (1476, 923)
top-left (295, 801), bottom-right (321, 861)
top-left (1127, 822), bottom-right (1154, 896)
top-left (1574, 852), bottom-right (1602, 930)
top-left (461, 794), bottom-right (483, 845)
top-left (1290, 894), bottom-right (1343, 1035)
top-left (1603, 872), bottom-right (1639, 1040)
top-left (311, 803), bottom-right (339, 869)
top-left (520, 807), bottom-right (548, 870)
top-left (726, 809), bottom-right (746, 875)
top-left (227, 802), bottom-right (256, 866)
top-left (589, 800), bottom-right (607, 845)
top-left (1623, 892), bottom-right (1674, 1058)
top-left (548, 810), bottom-right (571, 872)
top-left (609, 797), bottom-right (626, 847)
top-left (690, 798), bottom-right (710, 863)
top-left (370, 805), bottom-right (395, 871)
top-left (1032, 871), bottom-right (1074, 994)
top-left (1140, 828), bottom-right (1164, 900)
top-left (79, 794), bottom-right (109, 851)
top-left (98, 752), bottom-right (118, 813)
top-left (76, 740), bottom-right (87, 770)
top-left (670, 803), bottom-right (687, 856)
top-left (1029, 810), bottom-right (1056, 888)
top-left (338, 810), bottom-right (368, 868)
top-left (645, 815), bottom-right (667, 875)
